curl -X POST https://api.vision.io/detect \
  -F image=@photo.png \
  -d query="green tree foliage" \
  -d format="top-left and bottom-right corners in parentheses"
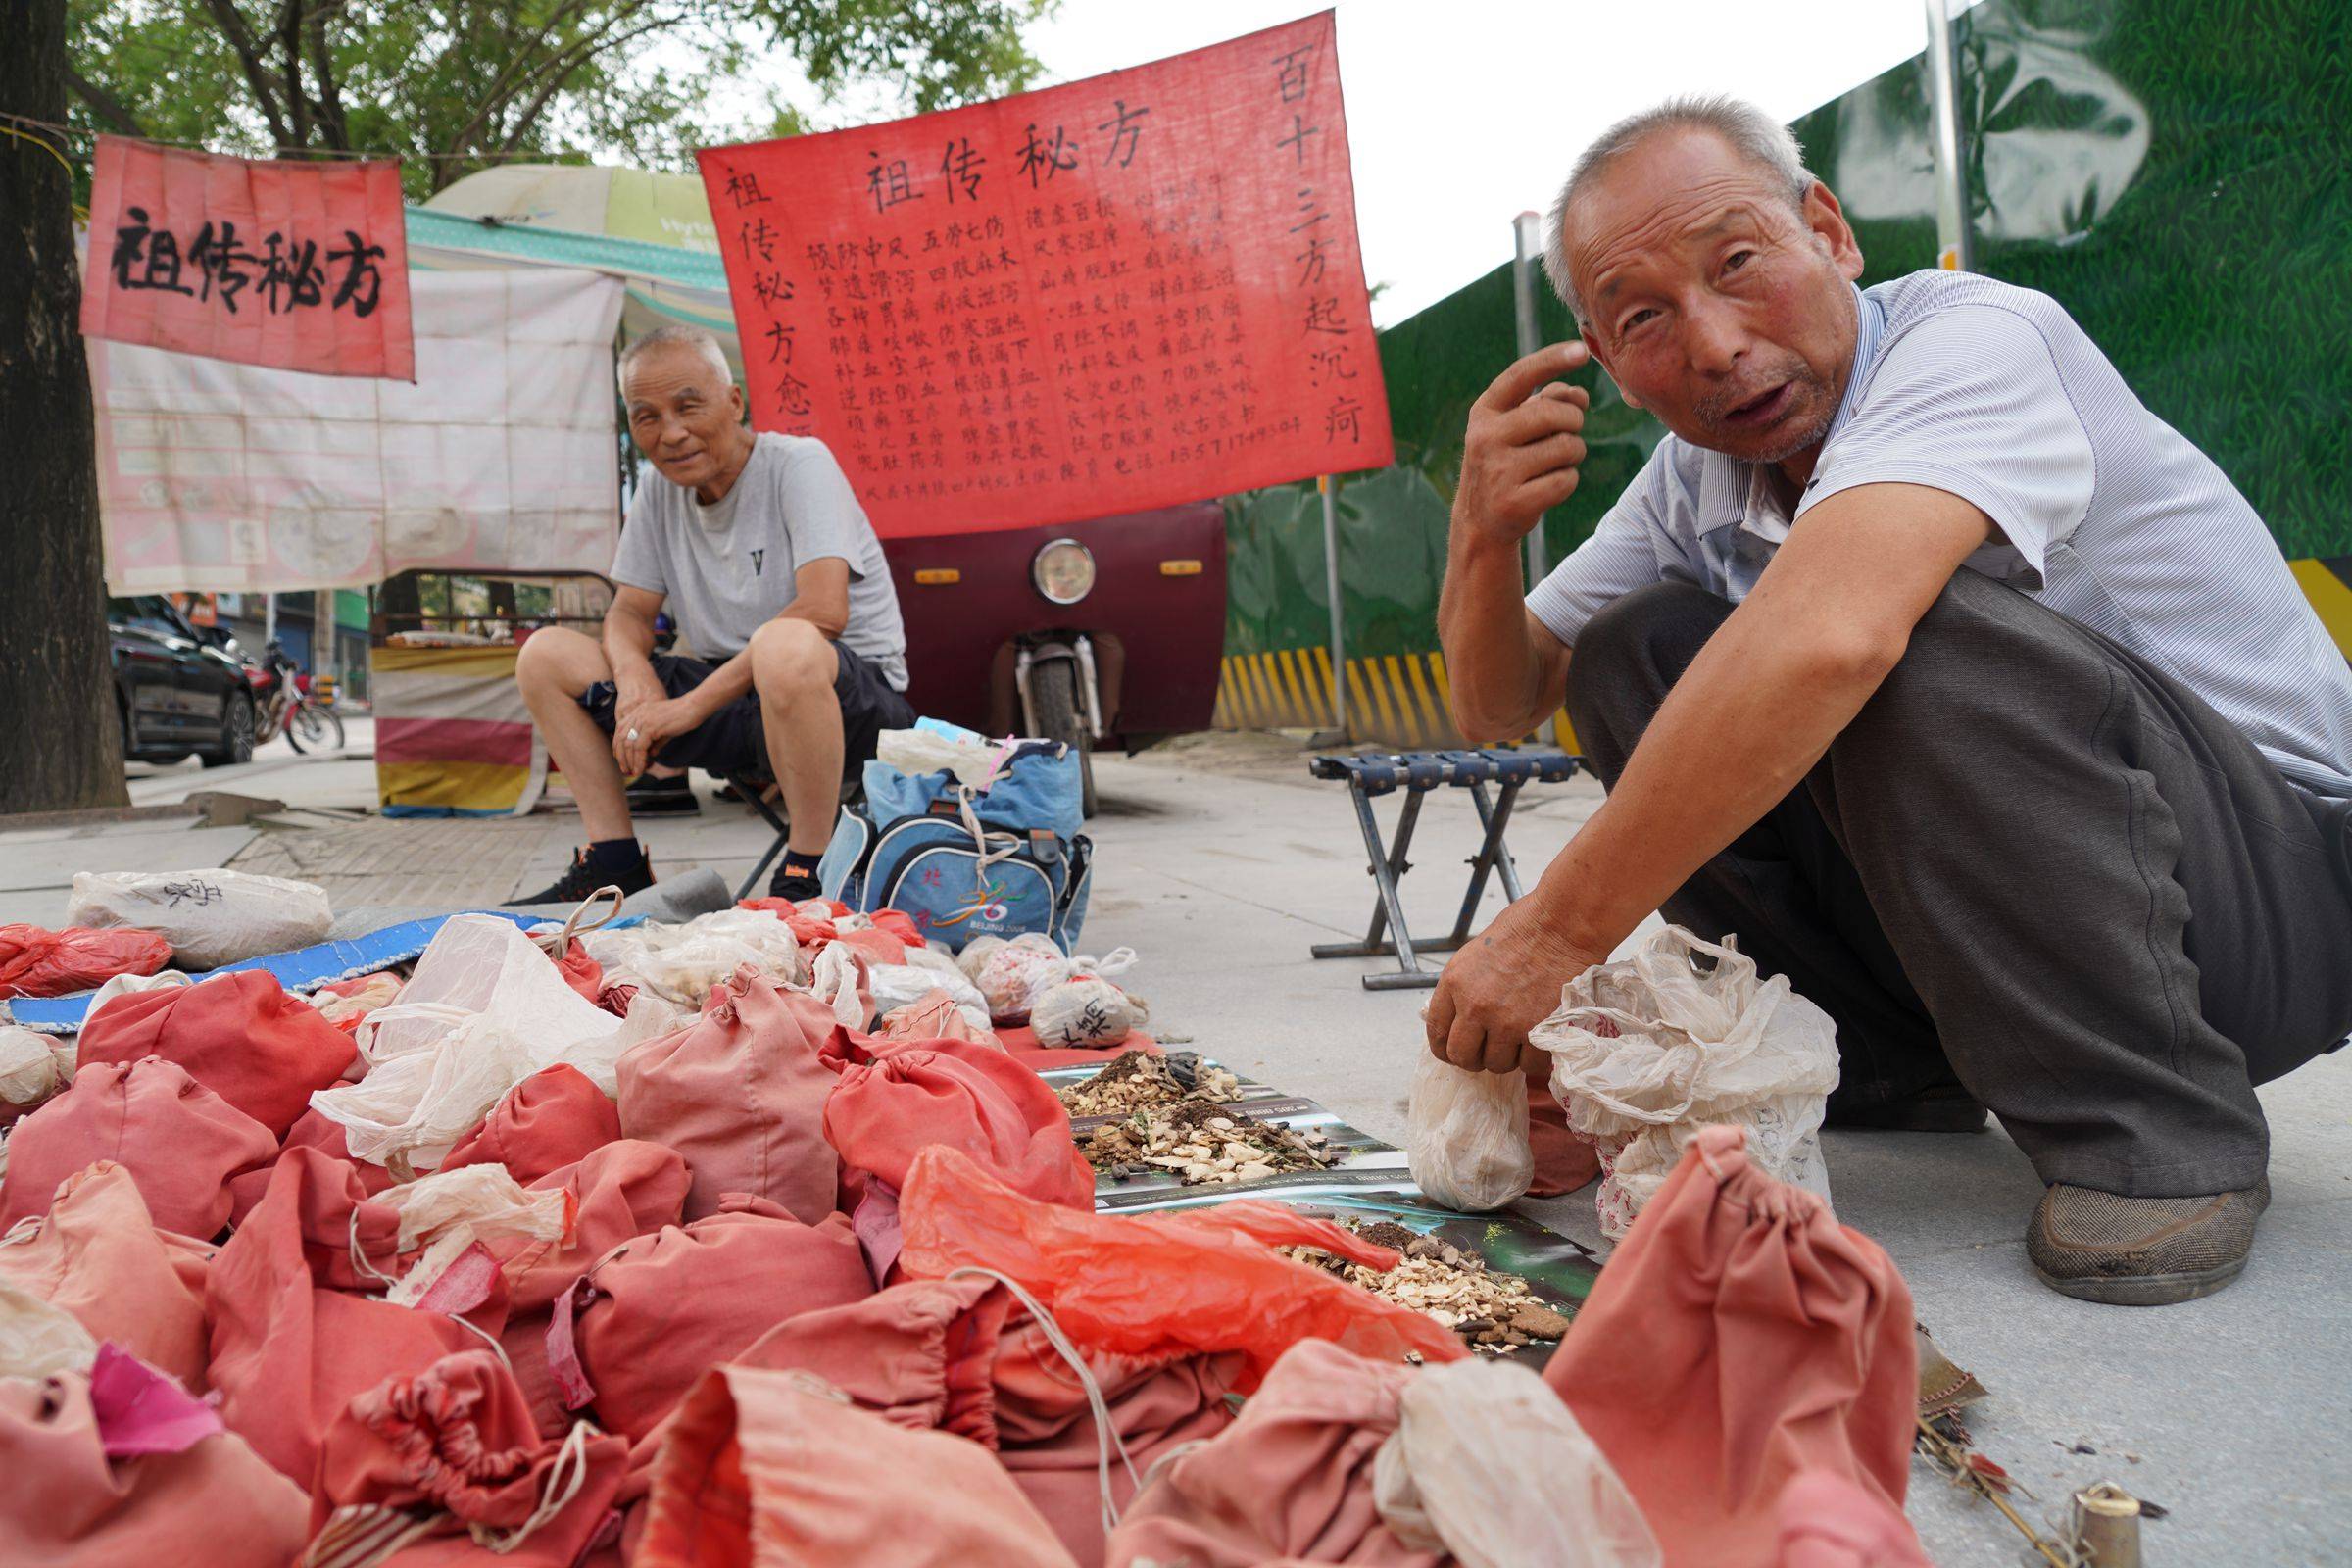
top-left (66, 0), bottom-right (1056, 197)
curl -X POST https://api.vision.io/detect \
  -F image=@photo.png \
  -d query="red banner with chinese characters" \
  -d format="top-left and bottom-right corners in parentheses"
top-left (80, 136), bottom-right (415, 380)
top-left (698, 11), bottom-right (1392, 537)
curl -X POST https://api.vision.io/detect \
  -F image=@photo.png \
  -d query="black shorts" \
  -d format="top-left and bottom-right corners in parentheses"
top-left (579, 645), bottom-right (914, 781)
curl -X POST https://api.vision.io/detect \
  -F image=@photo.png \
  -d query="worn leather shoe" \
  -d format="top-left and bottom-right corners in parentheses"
top-left (2028, 1178), bottom-right (2270, 1305)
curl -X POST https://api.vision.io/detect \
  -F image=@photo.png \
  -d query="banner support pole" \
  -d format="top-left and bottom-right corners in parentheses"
top-left (1320, 472), bottom-right (1349, 742)
top-left (1512, 211), bottom-right (1558, 745)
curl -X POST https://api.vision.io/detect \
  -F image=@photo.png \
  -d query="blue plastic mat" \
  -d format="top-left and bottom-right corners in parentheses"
top-left (6, 909), bottom-right (642, 1035)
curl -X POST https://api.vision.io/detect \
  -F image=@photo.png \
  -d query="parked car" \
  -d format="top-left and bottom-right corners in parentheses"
top-left (108, 596), bottom-right (257, 766)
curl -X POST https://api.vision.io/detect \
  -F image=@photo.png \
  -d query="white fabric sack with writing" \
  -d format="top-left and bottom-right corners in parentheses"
top-left (68, 868), bottom-right (332, 969)
top-left (1534, 926), bottom-right (1839, 1239)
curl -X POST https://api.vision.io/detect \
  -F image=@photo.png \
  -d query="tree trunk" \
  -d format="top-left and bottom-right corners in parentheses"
top-left (0, 0), bottom-right (130, 814)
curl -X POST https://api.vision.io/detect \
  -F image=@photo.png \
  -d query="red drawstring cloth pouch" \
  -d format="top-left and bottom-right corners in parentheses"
top-left (227, 1104), bottom-right (401, 1228)
top-left (205, 1147), bottom-right (479, 1490)
top-left (825, 1039), bottom-right (1094, 1212)
top-left (638, 1363), bottom-right (1080, 1568)
top-left (0, 1056), bottom-right (275, 1239)
top-left (1103, 1339), bottom-right (1442, 1568)
top-left (445, 1063), bottom-right (621, 1184)
top-left (0, 924), bottom-right (172, 1000)
top-left (76, 968), bottom-right (356, 1136)
top-left (545, 1195), bottom-right (873, 1445)
top-left (493, 1140), bottom-right (692, 1438)
top-left (0, 1367), bottom-right (310, 1566)
top-left (1542, 1125), bottom-right (1921, 1568)
top-left (0, 1162), bottom-right (213, 1391)
top-left (898, 1146), bottom-right (1464, 1392)
top-left (615, 965), bottom-right (840, 1223)
top-left (310, 1348), bottom-right (628, 1568)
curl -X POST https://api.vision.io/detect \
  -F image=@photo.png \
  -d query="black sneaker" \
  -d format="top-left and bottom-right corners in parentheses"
top-left (625, 773), bottom-right (701, 816)
top-left (767, 866), bottom-right (824, 902)
top-left (512, 846), bottom-right (654, 906)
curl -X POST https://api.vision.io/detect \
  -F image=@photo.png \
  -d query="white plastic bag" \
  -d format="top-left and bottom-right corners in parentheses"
top-left (876, 725), bottom-right (1012, 790)
top-left (0, 1025), bottom-right (71, 1119)
top-left (580, 908), bottom-right (808, 1006)
top-left (1405, 1053), bottom-right (1534, 1213)
top-left (1534, 926), bottom-right (1839, 1239)
top-left (377, 1162), bottom-right (571, 1253)
top-left (1030, 976), bottom-right (1150, 1049)
top-left (67, 867), bottom-right (333, 968)
top-left (973, 933), bottom-right (1070, 1023)
top-left (83, 967), bottom-right (194, 1023)
top-left (955, 934), bottom-right (1008, 983)
top-left (313, 914), bottom-right (669, 1174)
top-left (1373, 1358), bottom-right (1659, 1568)
top-left (868, 959), bottom-right (992, 1033)
top-left (811, 944), bottom-right (868, 1029)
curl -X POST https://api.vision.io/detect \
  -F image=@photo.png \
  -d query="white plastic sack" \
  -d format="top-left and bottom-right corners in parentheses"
top-left (580, 908), bottom-right (808, 1007)
top-left (377, 1162), bottom-right (571, 1253)
top-left (1533, 926), bottom-right (1840, 1239)
top-left (811, 944), bottom-right (868, 1030)
top-left (1405, 1053), bottom-right (1534, 1213)
top-left (0, 1281), bottom-right (98, 1381)
top-left (955, 933), bottom-right (1009, 983)
top-left (876, 726), bottom-right (1011, 790)
top-left (314, 914), bottom-right (669, 1174)
top-left (67, 868), bottom-right (332, 968)
top-left (1373, 1357), bottom-right (1659, 1568)
top-left (869, 960), bottom-right (992, 1033)
top-left (0, 1026), bottom-right (71, 1119)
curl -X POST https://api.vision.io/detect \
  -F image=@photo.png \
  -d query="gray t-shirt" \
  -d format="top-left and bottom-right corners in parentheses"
top-left (1528, 270), bottom-right (2352, 797)
top-left (612, 432), bottom-right (908, 690)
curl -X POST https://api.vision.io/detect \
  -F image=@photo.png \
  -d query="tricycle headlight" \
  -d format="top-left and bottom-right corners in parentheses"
top-left (1032, 539), bottom-right (1097, 606)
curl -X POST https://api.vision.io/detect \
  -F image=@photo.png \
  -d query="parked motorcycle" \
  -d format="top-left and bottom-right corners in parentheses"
top-left (248, 641), bottom-right (347, 754)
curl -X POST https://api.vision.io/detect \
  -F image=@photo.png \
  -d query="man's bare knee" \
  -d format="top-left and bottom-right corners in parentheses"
top-left (749, 620), bottom-right (834, 703)
top-left (515, 626), bottom-right (608, 698)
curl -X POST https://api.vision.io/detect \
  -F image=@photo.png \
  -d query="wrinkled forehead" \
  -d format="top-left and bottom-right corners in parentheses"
top-left (1565, 133), bottom-right (1797, 310)
top-left (622, 345), bottom-right (730, 407)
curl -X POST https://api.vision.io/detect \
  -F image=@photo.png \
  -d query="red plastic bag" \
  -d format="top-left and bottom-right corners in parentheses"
top-left (0, 1369), bottom-right (310, 1567)
top-left (0, 1057), bottom-right (276, 1239)
top-left (898, 1146), bottom-right (1464, 1391)
top-left (639, 1362), bottom-right (1080, 1568)
top-left (825, 1040), bottom-right (1094, 1211)
top-left (314, 1349), bottom-right (628, 1565)
top-left (1542, 1126), bottom-right (1920, 1568)
top-left (1104, 1339), bottom-right (1440, 1568)
top-left (77, 968), bottom-right (356, 1136)
top-left (0, 1162), bottom-right (213, 1391)
top-left (0, 924), bottom-right (172, 1000)
top-left (615, 966), bottom-right (839, 1223)
top-left (445, 1063), bottom-right (620, 1183)
top-left (550, 1196), bottom-right (873, 1444)
top-left (206, 1148), bottom-right (479, 1489)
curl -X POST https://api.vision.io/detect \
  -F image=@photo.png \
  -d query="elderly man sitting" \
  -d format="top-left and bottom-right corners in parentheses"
top-left (513, 326), bottom-right (913, 906)
top-left (1431, 96), bottom-right (2352, 1304)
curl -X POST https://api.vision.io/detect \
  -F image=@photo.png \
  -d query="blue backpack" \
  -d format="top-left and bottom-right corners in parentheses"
top-left (818, 737), bottom-right (1094, 955)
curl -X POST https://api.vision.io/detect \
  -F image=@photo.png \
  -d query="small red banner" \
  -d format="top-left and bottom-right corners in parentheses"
top-left (699, 10), bottom-right (1393, 537)
top-left (79, 136), bottom-right (415, 381)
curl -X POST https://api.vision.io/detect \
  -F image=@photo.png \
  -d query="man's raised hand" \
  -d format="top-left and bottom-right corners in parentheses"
top-left (1452, 341), bottom-right (1592, 549)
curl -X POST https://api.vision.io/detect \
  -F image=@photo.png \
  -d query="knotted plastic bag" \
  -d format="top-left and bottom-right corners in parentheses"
top-left (314, 914), bottom-right (669, 1175)
top-left (67, 867), bottom-right (331, 969)
top-left (1404, 1053), bottom-right (1535, 1213)
top-left (0, 1023), bottom-right (71, 1125)
top-left (1371, 1357), bottom-right (1658, 1568)
top-left (0, 923), bottom-right (172, 1000)
top-left (1534, 927), bottom-right (1840, 1238)
top-left (1030, 973), bottom-right (1150, 1050)
top-left (974, 933), bottom-right (1074, 1023)
top-left (580, 907), bottom-right (809, 1007)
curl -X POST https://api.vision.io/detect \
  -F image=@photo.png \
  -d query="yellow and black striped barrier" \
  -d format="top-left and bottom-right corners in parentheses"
top-left (1218, 557), bottom-right (2352, 748)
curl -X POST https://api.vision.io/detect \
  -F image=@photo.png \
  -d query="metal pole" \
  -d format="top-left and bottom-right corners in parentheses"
top-left (1925, 0), bottom-right (1973, 272)
top-left (1511, 211), bottom-right (1560, 745)
top-left (1321, 472), bottom-right (1348, 738)
top-left (264, 591), bottom-right (277, 645)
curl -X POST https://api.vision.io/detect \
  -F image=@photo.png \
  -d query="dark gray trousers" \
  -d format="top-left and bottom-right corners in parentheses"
top-left (1564, 570), bottom-right (2352, 1197)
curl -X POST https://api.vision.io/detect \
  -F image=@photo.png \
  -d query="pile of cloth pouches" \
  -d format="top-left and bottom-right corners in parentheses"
top-left (0, 894), bottom-right (1935, 1568)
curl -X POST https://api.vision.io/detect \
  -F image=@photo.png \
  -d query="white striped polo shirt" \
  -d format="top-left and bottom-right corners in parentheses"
top-left (1527, 269), bottom-right (2352, 797)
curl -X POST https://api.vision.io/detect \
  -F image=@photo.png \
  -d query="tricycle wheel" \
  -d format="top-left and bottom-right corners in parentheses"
top-left (1029, 659), bottom-right (1098, 819)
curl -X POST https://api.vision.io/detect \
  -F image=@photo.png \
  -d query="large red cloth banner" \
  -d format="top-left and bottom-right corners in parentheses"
top-left (698, 11), bottom-right (1393, 537)
top-left (79, 136), bottom-right (415, 381)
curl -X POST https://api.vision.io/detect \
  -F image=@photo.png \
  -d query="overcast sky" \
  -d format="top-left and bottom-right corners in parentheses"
top-left (1021, 1), bottom-right (1961, 325)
